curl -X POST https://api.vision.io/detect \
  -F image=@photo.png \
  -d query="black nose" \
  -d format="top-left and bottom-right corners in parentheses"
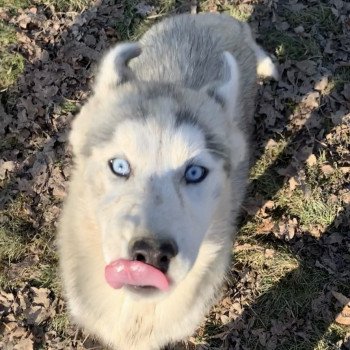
top-left (129, 237), bottom-right (178, 273)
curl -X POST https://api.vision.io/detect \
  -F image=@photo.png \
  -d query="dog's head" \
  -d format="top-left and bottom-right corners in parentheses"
top-left (69, 43), bottom-right (247, 297)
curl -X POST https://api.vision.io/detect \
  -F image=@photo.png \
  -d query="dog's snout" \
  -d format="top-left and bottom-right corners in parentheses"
top-left (129, 237), bottom-right (178, 273)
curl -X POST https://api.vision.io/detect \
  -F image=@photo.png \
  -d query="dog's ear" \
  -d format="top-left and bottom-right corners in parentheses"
top-left (94, 42), bottom-right (142, 94)
top-left (204, 51), bottom-right (240, 117)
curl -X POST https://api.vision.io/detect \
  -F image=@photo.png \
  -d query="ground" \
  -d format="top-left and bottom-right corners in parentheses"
top-left (0, 0), bottom-right (349, 349)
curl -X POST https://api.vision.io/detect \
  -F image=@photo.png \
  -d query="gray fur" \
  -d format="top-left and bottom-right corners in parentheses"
top-left (131, 13), bottom-right (257, 129)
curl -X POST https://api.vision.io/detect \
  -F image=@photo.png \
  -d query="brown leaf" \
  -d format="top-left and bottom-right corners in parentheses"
top-left (334, 297), bottom-right (350, 326)
top-left (289, 177), bottom-right (298, 191)
top-left (25, 305), bottom-right (50, 325)
top-left (340, 167), bottom-right (350, 174)
top-left (0, 160), bottom-right (16, 180)
top-left (294, 25), bottom-right (304, 33)
top-left (257, 219), bottom-right (275, 234)
top-left (342, 192), bottom-right (350, 204)
top-left (234, 243), bottom-right (264, 252)
top-left (314, 76), bottom-right (329, 93)
top-left (265, 139), bottom-right (278, 149)
top-left (332, 291), bottom-right (350, 305)
top-left (31, 287), bottom-right (51, 309)
top-left (301, 91), bottom-right (320, 109)
top-left (321, 164), bottom-right (335, 176)
top-left (264, 249), bottom-right (275, 259)
top-left (14, 338), bottom-right (34, 350)
top-left (306, 154), bottom-right (317, 167)
top-left (295, 60), bottom-right (317, 76)
top-left (242, 197), bottom-right (263, 216)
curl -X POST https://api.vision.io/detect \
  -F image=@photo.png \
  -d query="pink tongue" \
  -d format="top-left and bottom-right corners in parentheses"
top-left (105, 259), bottom-right (169, 291)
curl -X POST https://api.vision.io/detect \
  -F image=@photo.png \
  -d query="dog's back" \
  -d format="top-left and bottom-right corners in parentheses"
top-left (131, 13), bottom-right (274, 128)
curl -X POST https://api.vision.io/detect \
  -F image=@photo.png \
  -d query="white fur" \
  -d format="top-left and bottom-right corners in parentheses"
top-left (243, 24), bottom-right (279, 80)
top-left (255, 49), bottom-right (279, 80)
top-left (218, 51), bottom-right (240, 116)
top-left (94, 42), bottom-right (141, 94)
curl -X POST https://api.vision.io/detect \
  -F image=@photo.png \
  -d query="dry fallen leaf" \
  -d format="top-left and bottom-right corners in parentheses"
top-left (264, 249), bottom-right (275, 259)
top-left (306, 154), bottom-right (317, 167)
top-left (31, 287), bottom-right (51, 309)
top-left (0, 160), bottom-right (16, 180)
top-left (289, 177), bottom-right (298, 191)
top-left (332, 291), bottom-right (350, 326)
top-left (314, 76), bottom-right (329, 93)
top-left (257, 219), bottom-right (275, 234)
top-left (14, 338), bottom-right (34, 350)
top-left (321, 164), bottom-right (335, 176)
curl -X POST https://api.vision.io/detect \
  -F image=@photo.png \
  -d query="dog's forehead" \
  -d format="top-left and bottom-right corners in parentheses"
top-left (83, 87), bottom-right (231, 172)
top-left (101, 117), bottom-right (208, 169)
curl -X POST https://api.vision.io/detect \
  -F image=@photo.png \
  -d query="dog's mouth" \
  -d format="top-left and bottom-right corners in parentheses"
top-left (124, 284), bottom-right (161, 296)
top-left (105, 259), bottom-right (170, 291)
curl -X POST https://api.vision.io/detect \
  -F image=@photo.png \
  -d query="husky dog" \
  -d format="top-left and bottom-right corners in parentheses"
top-left (58, 13), bottom-right (277, 350)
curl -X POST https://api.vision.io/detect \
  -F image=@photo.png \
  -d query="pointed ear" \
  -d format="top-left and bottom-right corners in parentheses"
top-left (205, 51), bottom-right (240, 115)
top-left (94, 42), bottom-right (141, 94)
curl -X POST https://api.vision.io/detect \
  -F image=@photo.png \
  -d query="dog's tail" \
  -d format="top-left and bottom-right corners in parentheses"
top-left (254, 44), bottom-right (279, 80)
top-left (243, 23), bottom-right (279, 80)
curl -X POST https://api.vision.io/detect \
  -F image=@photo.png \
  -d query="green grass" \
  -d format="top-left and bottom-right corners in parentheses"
top-left (249, 139), bottom-right (288, 199)
top-left (260, 29), bottom-right (320, 61)
top-left (0, 51), bottom-right (25, 90)
top-left (226, 240), bottom-right (342, 350)
top-left (0, 197), bottom-right (32, 263)
top-left (0, 21), bottom-right (17, 46)
top-left (277, 188), bottom-right (339, 228)
top-left (332, 66), bottom-right (350, 91)
top-left (224, 4), bottom-right (252, 22)
top-left (0, 21), bottom-right (25, 90)
top-left (314, 324), bottom-right (349, 350)
top-left (242, 264), bottom-right (332, 350)
top-left (61, 99), bottom-right (79, 114)
top-left (40, 0), bottom-right (90, 11)
top-left (0, 0), bottom-right (30, 11)
top-left (251, 140), bottom-right (287, 180)
top-left (235, 245), bottom-right (299, 293)
top-left (0, 226), bottom-right (27, 262)
top-left (257, 264), bottom-right (328, 317)
top-left (0, 197), bottom-right (34, 288)
top-left (199, 0), bottom-right (253, 22)
top-left (0, 0), bottom-right (90, 12)
top-left (274, 155), bottom-right (342, 230)
top-left (50, 311), bottom-right (70, 335)
top-left (0, 196), bottom-right (58, 291)
top-left (285, 4), bottom-right (341, 35)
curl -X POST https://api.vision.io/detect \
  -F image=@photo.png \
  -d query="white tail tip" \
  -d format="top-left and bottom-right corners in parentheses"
top-left (257, 56), bottom-right (279, 80)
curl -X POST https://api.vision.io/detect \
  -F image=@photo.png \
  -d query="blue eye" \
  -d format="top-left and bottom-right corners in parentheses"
top-left (109, 158), bottom-right (131, 177)
top-left (184, 165), bottom-right (208, 184)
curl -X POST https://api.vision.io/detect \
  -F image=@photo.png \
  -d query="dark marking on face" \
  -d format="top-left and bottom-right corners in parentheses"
top-left (175, 108), bottom-right (231, 175)
top-left (175, 108), bottom-right (198, 128)
top-left (174, 181), bottom-right (185, 208)
top-left (81, 123), bottom-right (117, 157)
top-left (204, 131), bottom-right (231, 174)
